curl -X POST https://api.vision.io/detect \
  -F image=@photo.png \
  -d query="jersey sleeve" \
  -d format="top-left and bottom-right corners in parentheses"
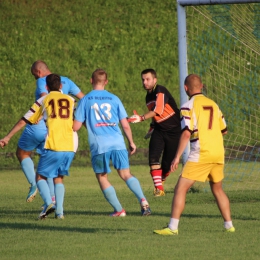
top-left (23, 96), bottom-right (45, 124)
top-left (117, 98), bottom-right (128, 120)
top-left (35, 77), bottom-right (48, 99)
top-left (153, 92), bottom-right (164, 115)
top-left (67, 78), bottom-right (81, 96)
top-left (74, 98), bottom-right (86, 123)
top-left (180, 101), bottom-right (193, 133)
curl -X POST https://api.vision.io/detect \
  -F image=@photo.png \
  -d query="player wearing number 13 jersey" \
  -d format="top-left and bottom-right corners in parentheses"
top-left (74, 87), bottom-right (127, 156)
top-left (73, 69), bottom-right (151, 217)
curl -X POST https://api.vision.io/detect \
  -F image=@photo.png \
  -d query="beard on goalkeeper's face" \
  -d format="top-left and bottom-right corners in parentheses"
top-left (143, 83), bottom-right (156, 92)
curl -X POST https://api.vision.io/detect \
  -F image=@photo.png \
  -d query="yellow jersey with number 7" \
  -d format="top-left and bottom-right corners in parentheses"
top-left (180, 93), bottom-right (227, 164)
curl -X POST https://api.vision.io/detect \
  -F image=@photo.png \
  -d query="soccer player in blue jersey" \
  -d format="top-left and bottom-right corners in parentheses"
top-left (1, 74), bottom-right (77, 219)
top-left (14, 60), bottom-right (84, 203)
top-left (73, 68), bottom-right (151, 216)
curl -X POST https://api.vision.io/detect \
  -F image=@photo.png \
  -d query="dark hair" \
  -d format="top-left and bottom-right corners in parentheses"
top-left (46, 73), bottom-right (61, 91)
top-left (141, 68), bottom-right (157, 78)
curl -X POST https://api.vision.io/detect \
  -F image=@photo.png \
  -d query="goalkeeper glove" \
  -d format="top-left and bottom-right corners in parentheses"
top-left (127, 110), bottom-right (145, 123)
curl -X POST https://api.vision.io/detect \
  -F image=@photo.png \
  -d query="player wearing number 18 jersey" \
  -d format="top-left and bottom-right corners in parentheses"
top-left (0, 74), bottom-right (77, 219)
top-left (25, 74), bottom-right (77, 219)
top-left (24, 85), bottom-right (77, 153)
top-left (16, 60), bottom-right (84, 204)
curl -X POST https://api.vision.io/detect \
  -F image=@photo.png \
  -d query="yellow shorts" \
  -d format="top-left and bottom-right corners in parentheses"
top-left (181, 161), bottom-right (224, 183)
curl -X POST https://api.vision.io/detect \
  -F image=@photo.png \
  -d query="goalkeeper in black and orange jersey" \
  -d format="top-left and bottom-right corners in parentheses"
top-left (128, 68), bottom-right (181, 197)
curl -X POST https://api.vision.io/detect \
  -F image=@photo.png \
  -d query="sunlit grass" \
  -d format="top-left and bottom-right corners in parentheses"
top-left (0, 166), bottom-right (259, 260)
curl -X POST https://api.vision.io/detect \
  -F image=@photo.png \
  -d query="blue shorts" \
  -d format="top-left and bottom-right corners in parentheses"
top-left (37, 150), bottom-right (75, 178)
top-left (92, 149), bottom-right (129, 174)
top-left (18, 124), bottom-right (47, 153)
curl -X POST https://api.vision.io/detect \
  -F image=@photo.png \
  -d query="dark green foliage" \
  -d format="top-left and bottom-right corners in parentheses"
top-left (1, 1), bottom-right (259, 170)
top-left (0, 0), bottom-right (180, 168)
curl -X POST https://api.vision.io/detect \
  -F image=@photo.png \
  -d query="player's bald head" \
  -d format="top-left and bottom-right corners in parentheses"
top-left (31, 60), bottom-right (49, 71)
top-left (184, 74), bottom-right (203, 96)
top-left (31, 60), bottom-right (51, 79)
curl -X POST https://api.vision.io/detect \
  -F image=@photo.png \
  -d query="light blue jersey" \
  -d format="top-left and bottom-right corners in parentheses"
top-left (35, 76), bottom-right (81, 99)
top-left (18, 76), bottom-right (81, 152)
top-left (74, 90), bottom-right (127, 156)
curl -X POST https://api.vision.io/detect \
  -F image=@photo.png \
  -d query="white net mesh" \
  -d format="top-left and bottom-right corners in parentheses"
top-left (186, 3), bottom-right (260, 191)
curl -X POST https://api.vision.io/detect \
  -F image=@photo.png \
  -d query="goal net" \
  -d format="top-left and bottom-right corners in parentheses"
top-left (183, 2), bottom-right (260, 191)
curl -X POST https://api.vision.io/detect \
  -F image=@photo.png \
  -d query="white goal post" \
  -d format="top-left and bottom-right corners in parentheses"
top-left (177, 0), bottom-right (260, 191)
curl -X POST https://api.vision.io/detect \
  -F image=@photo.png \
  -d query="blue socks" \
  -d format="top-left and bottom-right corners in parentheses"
top-left (102, 186), bottom-right (122, 212)
top-left (47, 178), bottom-right (55, 198)
top-left (21, 157), bottom-right (36, 186)
top-left (37, 179), bottom-right (52, 206)
top-left (102, 178), bottom-right (146, 212)
top-left (126, 177), bottom-right (145, 201)
top-left (37, 181), bottom-right (65, 215)
top-left (55, 183), bottom-right (65, 215)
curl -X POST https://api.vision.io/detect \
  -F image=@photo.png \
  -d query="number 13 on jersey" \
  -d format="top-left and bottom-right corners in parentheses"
top-left (91, 103), bottom-right (112, 120)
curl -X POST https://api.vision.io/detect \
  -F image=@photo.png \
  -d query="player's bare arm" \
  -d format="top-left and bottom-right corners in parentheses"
top-left (0, 118), bottom-right (28, 147)
top-left (120, 118), bottom-right (136, 155)
top-left (75, 91), bottom-right (85, 99)
top-left (170, 130), bottom-right (191, 172)
top-left (72, 120), bottom-right (83, 131)
top-left (0, 141), bottom-right (5, 148)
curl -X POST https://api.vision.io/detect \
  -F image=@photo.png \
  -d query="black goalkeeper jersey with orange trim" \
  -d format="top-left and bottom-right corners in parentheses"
top-left (146, 84), bottom-right (180, 131)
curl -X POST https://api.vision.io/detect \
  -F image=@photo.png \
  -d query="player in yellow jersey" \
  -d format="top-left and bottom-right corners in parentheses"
top-left (0, 74), bottom-right (77, 220)
top-left (154, 74), bottom-right (235, 235)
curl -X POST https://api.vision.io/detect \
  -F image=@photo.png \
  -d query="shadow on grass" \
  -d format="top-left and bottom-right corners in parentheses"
top-left (0, 209), bottom-right (150, 218)
top-left (0, 209), bottom-right (258, 221)
top-left (0, 222), bottom-right (130, 233)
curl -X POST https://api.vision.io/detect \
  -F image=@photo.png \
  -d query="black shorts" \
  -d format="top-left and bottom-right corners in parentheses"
top-left (149, 127), bottom-right (180, 174)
